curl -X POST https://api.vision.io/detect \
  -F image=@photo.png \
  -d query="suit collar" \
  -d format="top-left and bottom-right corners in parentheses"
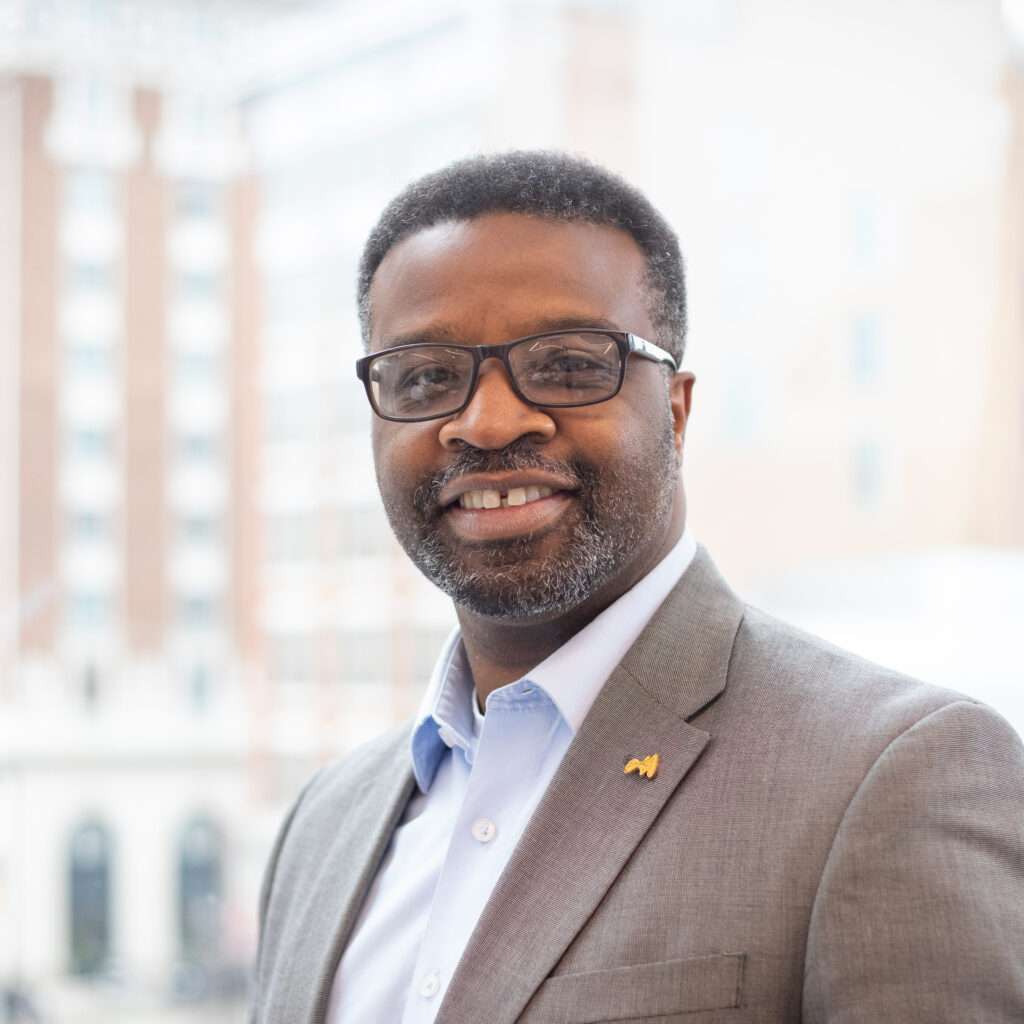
top-left (410, 528), bottom-right (700, 794)
top-left (527, 528), bottom-right (698, 732)
top-left (618, 543), bottom-right (745, 721)
top-left (436, 545), bottom-right (745, 1024)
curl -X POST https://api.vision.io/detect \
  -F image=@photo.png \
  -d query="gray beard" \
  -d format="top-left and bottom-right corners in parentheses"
top-left (383, 418), bottom-right (679, 621)
top-left (410, 491), bottom-right (648, 620)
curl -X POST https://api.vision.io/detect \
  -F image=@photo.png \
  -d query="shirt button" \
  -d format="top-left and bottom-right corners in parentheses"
top-left (418, 969), bottom-right (441, 998)
top-left (471, 817), bottom-right (497, 843)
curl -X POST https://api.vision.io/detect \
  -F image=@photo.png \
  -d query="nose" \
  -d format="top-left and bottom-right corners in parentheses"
top-left (438, 359), bottom-right (556, 451)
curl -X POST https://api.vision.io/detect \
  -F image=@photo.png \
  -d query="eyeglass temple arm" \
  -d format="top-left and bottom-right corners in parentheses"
top-left (628, 334), bottom-right (678, 372)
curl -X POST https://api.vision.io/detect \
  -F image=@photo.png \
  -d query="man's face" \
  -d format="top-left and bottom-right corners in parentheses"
top-left (367, 213), bottom-right (693, 622)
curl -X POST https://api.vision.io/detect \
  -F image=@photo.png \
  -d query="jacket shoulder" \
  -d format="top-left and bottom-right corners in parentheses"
top-left (300, 720), bottom-right (413, 813)
top-left (251, 721), bottom-right (415, 1021)
top-left (257, 720), bottom-right (412, 929)
top-left (725, 602), bottom-right (990, 746)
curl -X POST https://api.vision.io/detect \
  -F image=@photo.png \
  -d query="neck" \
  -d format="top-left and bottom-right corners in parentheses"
top-left (456, 601), bottom-right (598, 704)
top-left (457, 510), bottom-right (685, 707)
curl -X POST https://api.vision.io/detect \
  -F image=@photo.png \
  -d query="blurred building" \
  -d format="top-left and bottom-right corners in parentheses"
top-left (636, 0), bottom-right (1024, 586)
top-left (0, 68), bottom-right (259, 1015)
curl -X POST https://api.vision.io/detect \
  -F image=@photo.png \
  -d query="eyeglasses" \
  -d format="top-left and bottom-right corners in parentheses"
top-left (355, 329), bottom-right (678, 423)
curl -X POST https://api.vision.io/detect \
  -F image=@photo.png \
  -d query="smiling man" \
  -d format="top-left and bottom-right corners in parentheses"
top-left (250, 152), bottom-right (1024, 1024)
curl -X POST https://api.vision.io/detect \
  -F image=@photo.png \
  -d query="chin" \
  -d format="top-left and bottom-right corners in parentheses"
top-left (418, 538), bottom-right (627, 622)
top-left (450, 584), bottom-right (588, 622)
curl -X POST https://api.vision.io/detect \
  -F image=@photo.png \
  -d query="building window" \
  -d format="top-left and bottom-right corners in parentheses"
top-left (64, 168), bottom-right (115, 214)
top-left (175, 270), bottom-right (222, 303)
top-left (852, 440), bottom-right (884, 508)
top-left (721, 371), bottom-right (757, 445)
top-left (179, 514), bottom-right (220, 544)
top-left (265, 388), bottom-right (318, 442)
top-left (173, 350), bottom-right (221, 386)
top-left (328, 376), bottom-right (370, 433)
top-left (174, 180), bottom-right (222, 221)
top-left (69, 820), bottom-right (113, 976)
top-left (334, 627), bottom-right (447, 686)
top-left (67, 342), bottom-right (114, 376)
top-left (68, 427), bottom-right (114, 459)
top-left (188, 664), bottom-right (211, 712)
top-left (270, 633), bottom-right (315, 683)
top-left (850, 313), bottom-right (883, 391)
top-left (338, 629), bottom-right (393, 685)
top-left (67, 260), bottom-right (114, 294)
top-left (408, 627), bottom-right (450, 685)
top-left (178, 817), bottom-right (222, 965)
top-left (266, 512), bottom-right (318, 562)
top-left (180, 596), bottom-right (218, 628)
top-left (82, 663), bottom-right (100, 710)
top-left (68, 593), bottom-right (111, 629)
top-left (69, 510), bottom-right (110, 541)
top-left (177, 432), bottom-right (219, 462)
top-left (330, 504), bottom-right (392, 559)
top-left (264, 273), bottom-right (322, 326)
top-left (850, 194), bottom-right (880, 273)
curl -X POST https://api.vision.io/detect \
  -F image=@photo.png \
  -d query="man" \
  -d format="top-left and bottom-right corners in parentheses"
top-left (251, 152), bottom-right (1024, 1023)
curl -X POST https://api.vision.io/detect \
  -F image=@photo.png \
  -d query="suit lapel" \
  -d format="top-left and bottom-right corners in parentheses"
top-left (437, 547), bottom-right (745, 1024)
top-left (278, 728), bottom-right (417, 1024)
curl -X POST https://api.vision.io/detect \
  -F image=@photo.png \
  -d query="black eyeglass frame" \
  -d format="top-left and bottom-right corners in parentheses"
top-left (354, 329), bottom-right (679, 423)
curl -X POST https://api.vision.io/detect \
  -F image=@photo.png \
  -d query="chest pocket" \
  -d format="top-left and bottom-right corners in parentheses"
top-left (523, 952), bottom-right (746, 1023)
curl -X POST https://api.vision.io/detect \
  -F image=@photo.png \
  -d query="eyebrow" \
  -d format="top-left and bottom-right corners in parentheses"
top-left (377, 314), bottom-right (626, 350)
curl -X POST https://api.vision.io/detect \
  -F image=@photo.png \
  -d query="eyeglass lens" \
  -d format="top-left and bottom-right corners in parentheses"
top-left (368, 332), bottom-right (623, 419)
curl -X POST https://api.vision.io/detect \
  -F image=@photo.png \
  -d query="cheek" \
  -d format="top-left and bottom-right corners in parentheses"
top-left (567, 390), bottom-right (671, 469)
top-left (559, 423), bottom-right (646, 490)
top-left (372, 422), bottom-right (438, 491)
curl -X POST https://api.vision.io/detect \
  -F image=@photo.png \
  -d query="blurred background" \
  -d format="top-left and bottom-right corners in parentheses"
top-left (0, 0), bottom-right (1022, 1020)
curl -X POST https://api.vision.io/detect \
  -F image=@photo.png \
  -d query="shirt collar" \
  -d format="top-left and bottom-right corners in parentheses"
top-left (526, 528), bottom-right (697, 733)
top-left (409, 629), bottom-right (476, 792)
top-left (409, 528), bottom-right (698, 792)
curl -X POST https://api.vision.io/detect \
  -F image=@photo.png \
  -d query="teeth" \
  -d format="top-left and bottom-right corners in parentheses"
top-left (458, 485), bottom-right (556, 510)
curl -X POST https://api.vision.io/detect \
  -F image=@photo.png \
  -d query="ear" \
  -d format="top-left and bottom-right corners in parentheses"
top-left (669, 372), bottom-right (696, 457)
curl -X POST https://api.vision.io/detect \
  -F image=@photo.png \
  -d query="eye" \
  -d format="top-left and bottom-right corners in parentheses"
top-left (541, 352), bottom-right (606, 373)
top-left (399, 364), bottom-right (457, 390)
top-left (394, 360), bottom-right (464, 408)
top-left (525, 349), bottom-right (616, 384)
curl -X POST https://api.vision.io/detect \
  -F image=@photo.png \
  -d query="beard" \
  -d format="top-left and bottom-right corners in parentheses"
top-left (377, 401), bottom-right (680, 621)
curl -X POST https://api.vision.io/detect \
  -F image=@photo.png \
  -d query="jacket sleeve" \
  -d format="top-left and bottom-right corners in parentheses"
top-left (249, 770), bottom-right (323, 1024)
top-left (803, 700), bottom-right (1024, 1021)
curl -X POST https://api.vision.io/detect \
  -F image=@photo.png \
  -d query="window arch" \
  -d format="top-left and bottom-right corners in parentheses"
top-left (178, 816), bottom-right (223, 964)
top-left (68, 819), bottom-right (113, 975)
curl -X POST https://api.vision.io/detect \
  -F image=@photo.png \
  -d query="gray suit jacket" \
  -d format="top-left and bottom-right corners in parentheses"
top-left (251, 548), bottom-right (1024, 1023)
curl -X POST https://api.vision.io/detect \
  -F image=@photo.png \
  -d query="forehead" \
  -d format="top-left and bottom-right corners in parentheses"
top-left (367, 213), bottom-right (654, 347)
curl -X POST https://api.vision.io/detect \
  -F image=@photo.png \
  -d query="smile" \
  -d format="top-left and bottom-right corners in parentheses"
top-left (445, 489), bottom-right (573, 541)
top-left (457, 485), bottom-right (555, 510)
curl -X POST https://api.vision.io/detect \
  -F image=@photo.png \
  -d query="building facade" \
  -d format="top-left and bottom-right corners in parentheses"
top-left (0, 70), bottom-right (260, 1015)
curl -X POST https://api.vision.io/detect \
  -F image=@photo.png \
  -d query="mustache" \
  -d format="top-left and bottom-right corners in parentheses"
top-left (412, 438), bottom-right (585, 518)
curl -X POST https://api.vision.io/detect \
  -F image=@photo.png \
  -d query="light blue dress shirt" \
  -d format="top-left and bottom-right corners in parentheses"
top-left (327, 529), bottom-right (697, 1024)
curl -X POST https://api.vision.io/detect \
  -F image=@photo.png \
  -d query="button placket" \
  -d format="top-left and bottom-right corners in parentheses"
top-left (418, 968), bottom-right (441, 999)
top-left (471, 817), bottom-right (497, 843)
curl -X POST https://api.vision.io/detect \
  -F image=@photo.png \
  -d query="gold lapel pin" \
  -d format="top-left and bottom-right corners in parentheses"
top-left (624, 753), bottom-right (660, 779)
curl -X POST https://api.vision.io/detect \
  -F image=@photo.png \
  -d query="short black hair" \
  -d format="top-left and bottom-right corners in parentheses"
top-left (356, 150), bottom-right (687, 364)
